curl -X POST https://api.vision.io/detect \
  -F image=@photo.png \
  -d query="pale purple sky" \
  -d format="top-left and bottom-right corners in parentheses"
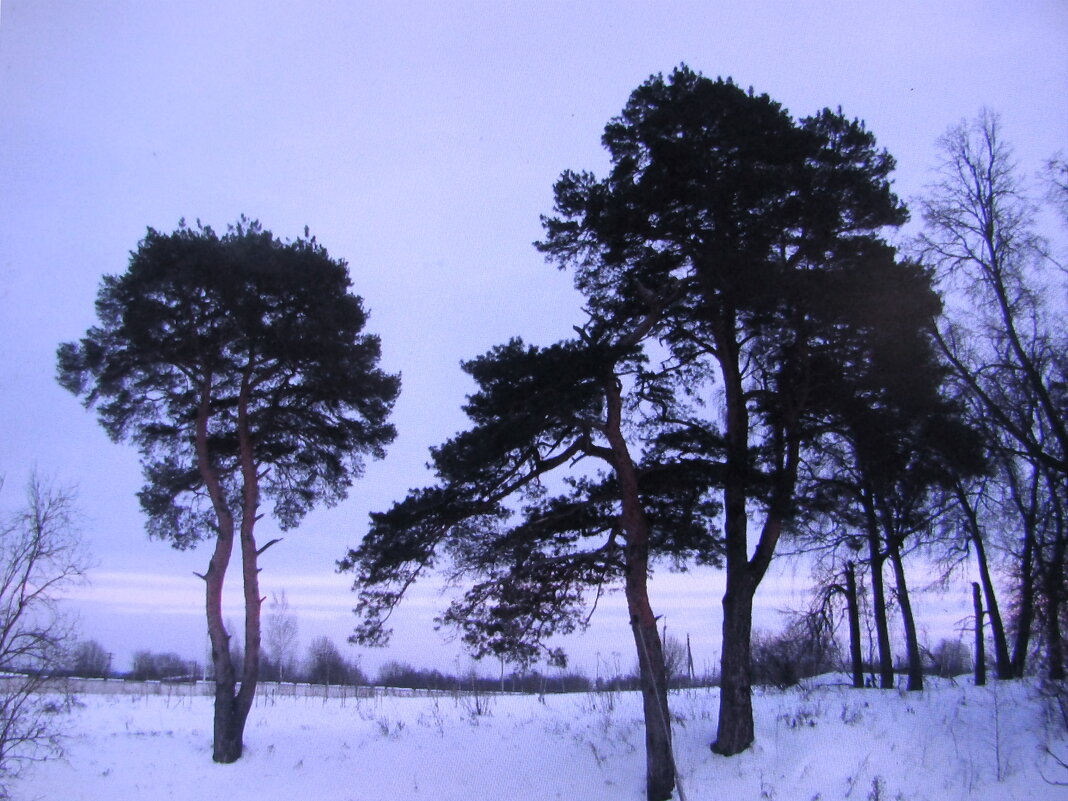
top-left (1, 0), bottom-right (1065, 675)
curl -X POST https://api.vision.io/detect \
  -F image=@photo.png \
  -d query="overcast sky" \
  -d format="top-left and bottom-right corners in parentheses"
top-left (1, 0), bottom-right (1065, 676)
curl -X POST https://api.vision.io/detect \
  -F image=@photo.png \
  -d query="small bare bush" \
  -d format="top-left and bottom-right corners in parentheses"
top-left (751, 618), bottom-right (840, 689)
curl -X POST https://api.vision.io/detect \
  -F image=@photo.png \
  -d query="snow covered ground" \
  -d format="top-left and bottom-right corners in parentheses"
top-left (18, 676), bottom-right (1068, 800)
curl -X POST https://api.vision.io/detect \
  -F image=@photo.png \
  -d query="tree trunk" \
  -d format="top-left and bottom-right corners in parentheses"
top-left (227, 372), bottom-right (265, 756)
top-left (974, 533), bottom-right (1012, 680)
top-left (957, 481), bottom-right (1012, 679)
top-left (866, 525), bottom-right (895, 688)
top-left (711, 418), bottom-right (760, 756)
top-left (212, 684), bottom-right (249, 763)
top-left (888, 541), bottom-right (923, 691)
top-left (845, 562), bottom-right (864, 689)
top-left (707, 311), bottom-right (798, 757)
top-left (714, 577), bottom-right (755, 755)
top-left (712, 317), bottom-right (758, 757)
top-left (605, 375), bottom-right (675, 801)
top-left (629, 608), bottom-right (675, 801)
top-left (194, 379), bottom-right (248, 763)
top-left (198, 371), bottom-right (266, 764)
top-left (1012, 526), bottom-right (1036, 678)
top-left (973, 582), bottom-right (986, 686)
top-left (206, 539), bottom-right (247, 763)
top-left (203, 525), bottom-right (259, 764)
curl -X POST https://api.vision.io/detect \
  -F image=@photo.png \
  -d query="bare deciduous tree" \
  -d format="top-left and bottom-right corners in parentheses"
top-left (303, 636), bottom-right (363, 686)
top-left (262, 590), bottom-right (299, 682)
top-left (67, 639), bottom-right (110, 678)
top-left (0, 474), bottom-right (88, 792)
top-left (919, 110), bottom-right (1068, 679)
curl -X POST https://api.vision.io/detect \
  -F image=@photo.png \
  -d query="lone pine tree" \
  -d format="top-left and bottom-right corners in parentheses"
top-left (57, 218), bottom-right (399, 762)
top-left (344, 324), bottom-right (722, 801)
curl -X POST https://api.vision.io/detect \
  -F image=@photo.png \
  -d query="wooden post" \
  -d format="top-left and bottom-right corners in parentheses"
top-left (973, 582), bottom-right (986, 686)
top-left (686, 633), bottom-right (695, 686)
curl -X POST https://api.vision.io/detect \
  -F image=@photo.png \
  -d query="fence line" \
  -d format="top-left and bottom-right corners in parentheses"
top-left (0, 675), bottom-right (510, 700)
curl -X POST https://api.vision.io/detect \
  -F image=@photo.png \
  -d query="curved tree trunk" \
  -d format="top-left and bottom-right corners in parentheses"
top-left (209, 522), bottom-right (264, 763)
top-left (199, 372), bottom-right (268, 763)
top-left (194, 378), bottom-right (247, 763)
top-left (206, 534), bottom-right (243, 763)
top-left (606, 376), bottom-right (675, 801)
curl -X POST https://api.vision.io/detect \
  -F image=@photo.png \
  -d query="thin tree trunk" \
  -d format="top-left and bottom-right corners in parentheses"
top-left (888, 541), bottom-right (923, 691)
top-left (605, 376), bottom-right (675, 801)
top-left (973, 582), bottom-right (987, 686)
top-left (845, 562), bottom-right (864, 689)
top-left (956, 481), bottom-right (1012, 679)
top-left (226, 371), bottom-right (266, 758)
top-left (973, 530), bottom-right (1012, 680)
top-left (866, 522), bottom-right (895, 688)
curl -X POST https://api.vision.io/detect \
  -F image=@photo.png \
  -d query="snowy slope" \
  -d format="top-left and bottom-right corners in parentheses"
top-left (19, 677), bottom-right (1068, 801)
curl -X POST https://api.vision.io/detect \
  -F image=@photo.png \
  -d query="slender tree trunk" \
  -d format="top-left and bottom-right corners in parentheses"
top-left (956, 481), bottom-right (1012, 679)
top-left (628, 593), bottom-right (675, 801)
top-left (887, 541), bottom-right (923, 691)
top-left (973, 582), bottom-right (987, 686)
top-left (605, 376), bottom-right (675, 801)
top-left (973, 531), bottom-right (1012, 680)
top-left (845, 562), bottom-right (864, 689)
top-left (866, 522), bottom-right (895, 688)
top-left (226, 372), bottom-right (266, 757)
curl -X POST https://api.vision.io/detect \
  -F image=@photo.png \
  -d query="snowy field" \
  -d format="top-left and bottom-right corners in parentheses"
top-left (18, 677), bottom-right (1068, 801)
